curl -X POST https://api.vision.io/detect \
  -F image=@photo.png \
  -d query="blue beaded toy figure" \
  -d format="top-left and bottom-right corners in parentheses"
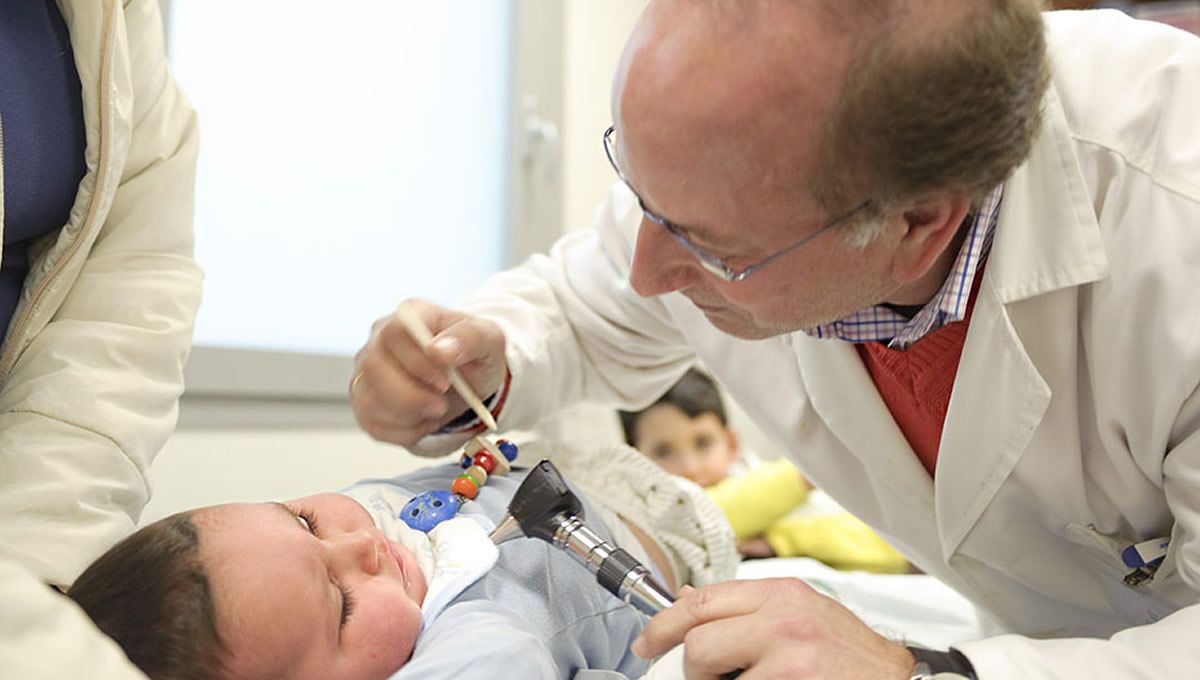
top-left (400, 436), bottom-right (520, 532)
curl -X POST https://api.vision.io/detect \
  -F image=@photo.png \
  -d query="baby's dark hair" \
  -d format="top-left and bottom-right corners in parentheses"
top-left (619, 368), bottom-right (728, 445)
top-left (67, 512), bottom-right (226, 680)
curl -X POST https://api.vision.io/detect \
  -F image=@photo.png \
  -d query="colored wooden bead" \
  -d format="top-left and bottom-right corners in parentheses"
top-left (399, 490), bottom-right (462, 532)
top-left (464, 465), bottom-right (488, 486)
top-left (469, 436), bottom-right (511, 475)
top-left (473, 451), bottom-right (498, 474)
top-left (452, 474), bottom-right (480, 500)
top-left (497, 439), bottom-right (519, 462)
top-left (405, 436), bottom-right (518, 533)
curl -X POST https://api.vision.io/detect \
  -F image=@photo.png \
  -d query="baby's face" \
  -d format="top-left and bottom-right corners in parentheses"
top-left (635, 404), bottom-right (738, 488)
top-left (195, 493), bottom-right (428, 680)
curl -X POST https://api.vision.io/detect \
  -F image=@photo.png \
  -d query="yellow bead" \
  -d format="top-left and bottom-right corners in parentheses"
top-left (465, 465), bottom-right (488, 487)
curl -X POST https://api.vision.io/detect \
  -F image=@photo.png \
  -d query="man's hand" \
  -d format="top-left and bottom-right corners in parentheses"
top-left (350, 299), bottom-right (507, 447)
top-left (633, 578), bottom-right (915, 679)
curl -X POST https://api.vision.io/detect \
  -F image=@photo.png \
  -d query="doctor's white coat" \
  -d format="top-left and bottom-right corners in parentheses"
top-left (423, 11), bottom-right (1200, 679)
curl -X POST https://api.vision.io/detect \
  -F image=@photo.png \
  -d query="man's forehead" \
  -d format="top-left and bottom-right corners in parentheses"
top-left (619, 2), bottom-right (849, 162)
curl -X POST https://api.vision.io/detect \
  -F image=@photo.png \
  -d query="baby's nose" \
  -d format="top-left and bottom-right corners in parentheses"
top-left (333, 529), bottom-right (383, 575)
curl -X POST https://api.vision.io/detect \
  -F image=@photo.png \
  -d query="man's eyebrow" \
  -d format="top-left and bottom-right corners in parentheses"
top-left (639, 194), bottom-right (733, 249)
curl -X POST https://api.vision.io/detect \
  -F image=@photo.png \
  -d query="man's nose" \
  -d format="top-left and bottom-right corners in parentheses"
top-left (629, 217), bottom-right (697, 297)
top-left (329, 529), bottom-right (383, 576)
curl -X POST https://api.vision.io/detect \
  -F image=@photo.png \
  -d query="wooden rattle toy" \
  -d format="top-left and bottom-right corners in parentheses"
top-left (399, 436), bottom-right (519, 531)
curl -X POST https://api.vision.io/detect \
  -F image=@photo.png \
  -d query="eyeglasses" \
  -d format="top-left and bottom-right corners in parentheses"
top-left (603, 125), bottom-right (872, 283)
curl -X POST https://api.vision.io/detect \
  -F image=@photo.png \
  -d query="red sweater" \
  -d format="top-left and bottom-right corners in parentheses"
top-left (855, 274), bottom-right (985, 477)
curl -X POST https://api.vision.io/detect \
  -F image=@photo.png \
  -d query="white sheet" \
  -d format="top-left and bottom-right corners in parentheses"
top-left (643, 558), bottom-right (987, 679)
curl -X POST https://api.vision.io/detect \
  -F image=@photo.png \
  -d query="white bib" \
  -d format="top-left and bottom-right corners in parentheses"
top-left (343, 485), bottom-right (499, 628)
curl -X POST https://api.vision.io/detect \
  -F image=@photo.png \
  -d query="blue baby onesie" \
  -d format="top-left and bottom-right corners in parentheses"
top-left (343, 464), bottom-right (653, 680)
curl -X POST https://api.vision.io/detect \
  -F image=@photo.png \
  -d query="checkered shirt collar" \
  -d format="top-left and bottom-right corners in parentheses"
top-left (803, 185), bottom-right (1003, 349)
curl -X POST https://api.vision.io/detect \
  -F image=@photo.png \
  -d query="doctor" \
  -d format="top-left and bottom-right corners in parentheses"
top-left (352, 2), bottom-right (1200, 679)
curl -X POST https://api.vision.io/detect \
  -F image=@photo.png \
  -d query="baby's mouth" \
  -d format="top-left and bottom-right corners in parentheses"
top-left (387, 541), bottom-right (406, 578)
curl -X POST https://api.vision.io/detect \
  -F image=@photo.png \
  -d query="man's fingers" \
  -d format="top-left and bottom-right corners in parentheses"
top-left (350, 299), bottom-right (507, 446)
top-left (374, 318), bottom-right (451, 393)
top-left (678, 613), bottom-right (764, 680)
top-left (634, 581), bottom-right (767, 658)
top-left (352, 359), bottom-right (451, 429)
top-left (432, 315), bottom-right (502, 363)
top-left (394, 302), bottom-right (506, 396)
top-left (356, 413), bottom-right (442, 447)
top-left (634, 579), bottom-right (817, 659)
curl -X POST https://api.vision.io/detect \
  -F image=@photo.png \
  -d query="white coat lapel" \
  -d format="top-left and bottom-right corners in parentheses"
top-left (935, 85), bottom-right (1108, 558)
top-left (934, 280), bottom-right (1050, 559)
top-left (790, 336), bottom-right (936, 505)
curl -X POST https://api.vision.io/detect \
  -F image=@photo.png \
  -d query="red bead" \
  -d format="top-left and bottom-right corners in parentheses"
top-left (473, 451), bottom-right (498, 474)
top-left (452, 475), bottom-right (479, 500)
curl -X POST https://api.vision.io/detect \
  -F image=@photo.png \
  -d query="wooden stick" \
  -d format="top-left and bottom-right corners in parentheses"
top-left (394, 306), bottom-right (498, 432)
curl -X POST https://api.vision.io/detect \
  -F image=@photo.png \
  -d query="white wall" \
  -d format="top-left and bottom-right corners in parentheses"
top-left (142, 429), bottom-right (447, 523)
top-left (562, 0), bottom-right (648, 233)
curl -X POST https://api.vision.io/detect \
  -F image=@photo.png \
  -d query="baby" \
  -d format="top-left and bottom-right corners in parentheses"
top-left (67, 440), bottom-right (735, 680)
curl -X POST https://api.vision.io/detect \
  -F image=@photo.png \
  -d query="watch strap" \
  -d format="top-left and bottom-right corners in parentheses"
top-left (906, 646), bottom-right (977, 680)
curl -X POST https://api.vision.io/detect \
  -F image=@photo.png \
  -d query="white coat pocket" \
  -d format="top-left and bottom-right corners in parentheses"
top-left (1063, 523), bottom-right (1180, 625)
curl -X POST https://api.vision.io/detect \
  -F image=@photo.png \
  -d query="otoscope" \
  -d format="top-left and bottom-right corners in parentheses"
top-left (488, 459), bottom-right (675, 615)
top-left (490, 459), bottom-right (743, 679)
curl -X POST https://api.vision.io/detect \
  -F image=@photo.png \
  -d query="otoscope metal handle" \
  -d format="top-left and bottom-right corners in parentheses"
top-left (546, 515), bottom-right (738, 676)
top-left (489, 460), bottom-right (740, 677)
top-left (547, 514), bottom-right (675, 616)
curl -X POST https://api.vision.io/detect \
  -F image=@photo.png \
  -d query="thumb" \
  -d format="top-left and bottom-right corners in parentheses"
top-left (432, 316), bottom-right (504, 368)
top-left (430, 334), bottom-right (463, 364)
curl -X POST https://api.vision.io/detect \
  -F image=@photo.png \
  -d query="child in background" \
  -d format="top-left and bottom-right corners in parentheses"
top-left (620, 369), bottom-right (907, 573)
top-left (66, 441), bottom-right (736, 680)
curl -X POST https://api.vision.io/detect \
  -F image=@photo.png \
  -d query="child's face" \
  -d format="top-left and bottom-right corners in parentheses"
top-left (633, 404), bottom-right (738, 488)
top-left (195, 493), bottom-right (428, 680)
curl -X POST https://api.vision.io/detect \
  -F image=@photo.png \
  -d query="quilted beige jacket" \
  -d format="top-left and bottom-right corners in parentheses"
top-left (0, 0), bottom-right (201, 588)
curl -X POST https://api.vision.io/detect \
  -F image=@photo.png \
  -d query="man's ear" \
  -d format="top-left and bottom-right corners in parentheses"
top-left (890, 194), bottom-right (973, 285)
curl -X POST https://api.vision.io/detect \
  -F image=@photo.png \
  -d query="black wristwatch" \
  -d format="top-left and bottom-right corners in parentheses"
top-left (906, 646), bottom-right (978, 680)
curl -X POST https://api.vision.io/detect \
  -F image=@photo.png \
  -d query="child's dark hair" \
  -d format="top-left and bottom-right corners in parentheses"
top-left (67, 512), bottom-right (226, 680)
top-left (619, 368), bottom-right (728, 445)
